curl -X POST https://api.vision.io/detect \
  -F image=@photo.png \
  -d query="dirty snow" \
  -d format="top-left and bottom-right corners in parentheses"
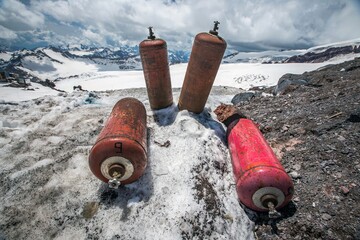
top-left (0, 88), bottom-right (255, 239)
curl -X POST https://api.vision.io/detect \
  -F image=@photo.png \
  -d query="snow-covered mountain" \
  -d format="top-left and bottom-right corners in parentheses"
top-left (0, 45), bottom-right (189, 88)
top-left (1, 45), bottom-right (190, 70)
top-left (223, 38), bottom-right (360, 64)
top-left (222, 49), bottom-right (305, 64)
top-left (1, 39), bottom-right (360, 95)
top-left (285, 38), bottom-right (360, 63)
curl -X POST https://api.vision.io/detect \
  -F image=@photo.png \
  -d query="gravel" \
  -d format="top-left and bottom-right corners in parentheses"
top-left (240, 57), bottom-right (360, 239)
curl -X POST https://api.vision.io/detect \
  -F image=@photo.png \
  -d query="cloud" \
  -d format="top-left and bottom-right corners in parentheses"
top-left (0, 0), bottom-right (44, 31)
top-left (1, 0), bottom-right (360, 51)
top-left (0, 25), bottom-right (17, 39)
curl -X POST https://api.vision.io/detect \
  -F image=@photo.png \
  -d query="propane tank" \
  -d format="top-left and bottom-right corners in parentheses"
top-left (89, 98), bottom-right (147, 188)
top-left (140, 27), bottom-right (173, 110)
top-left (178, 21), bottom-right (227, 113)
top-left (214, 104), bottom-right (294, 215)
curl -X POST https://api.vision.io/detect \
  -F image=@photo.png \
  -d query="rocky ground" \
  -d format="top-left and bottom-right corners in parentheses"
top-left (234, 58), bottom-right (360, 239)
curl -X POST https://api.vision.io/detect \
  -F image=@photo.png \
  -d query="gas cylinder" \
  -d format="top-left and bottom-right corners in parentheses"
top-left (89, 97), bottom-right (147, 188)
top-left (214, 104), bottom-right (294, 213)
top-left (140, 27), bottom-right (173, 110)
top-left (178, 21), bottom-right (227, 113)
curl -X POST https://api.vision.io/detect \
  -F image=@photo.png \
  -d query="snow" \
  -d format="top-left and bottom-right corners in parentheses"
top-left (0, 52), bottom-right (12, 62)
top-left (0, 82), bottom-right (59, 101)
top-left (52, 60), bottom-right (344, 93)
top-left (21, 49), bottom-right (98, 80)
top-left (0, 49), bottom-right (358, 239)
top-left (0, 88), bottom-right (254, 239)
top-left (68, 50), bottom-right (93, 56)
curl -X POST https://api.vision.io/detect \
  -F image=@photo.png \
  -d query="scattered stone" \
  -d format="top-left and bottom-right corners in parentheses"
top-left (290, 171), bottom-right (301, 179)
top-left (321, 213), bottom-right (332, 221)
top-left (281, 124), bottom-right (290, 132)
top-left (293, 164), bottom-right (301, 171)
top-left (340, 186), bottom-right (350, 195)
top-left (82, 201), bottom-right (99, 219)
top-left (154, 140), bottom-right (171, 148)
top-left (293, 197), bottom-right (300, 202)
top-left (261, 125), bottom-right (272, 133)
top-left (332, 172), bottom-right (342, 179)
top-left (337, 135), bottom-right (346, 141)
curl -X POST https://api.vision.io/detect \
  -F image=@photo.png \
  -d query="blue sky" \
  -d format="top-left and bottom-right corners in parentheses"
top-left (1, 0), bottom-right (360, 51)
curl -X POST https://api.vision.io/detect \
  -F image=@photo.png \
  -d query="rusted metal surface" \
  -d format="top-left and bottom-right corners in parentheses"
top-left (178, 23), bottom-right (227, 113)
top-left (215, 104), bottom-right (294, 212)
top-left (140, 27), bottom-right (173, 110)
top-left (214, 104), bottom-right (247, 127)
top-left (89, 97), bottom-right (147, 185)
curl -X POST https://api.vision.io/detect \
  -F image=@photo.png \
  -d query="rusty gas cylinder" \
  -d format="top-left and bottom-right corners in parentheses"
top-left (178, 21), bottom-right (226, 113)
top-left (214, 104), bottom-right (294, 214)
top-left (89, 98), bottom-right (147, 188)
top-left (140, 27), bottom-right (173, 110)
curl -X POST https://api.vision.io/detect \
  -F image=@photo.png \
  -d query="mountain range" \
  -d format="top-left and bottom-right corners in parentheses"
top-left (0, 39), bottom-right (359, 86)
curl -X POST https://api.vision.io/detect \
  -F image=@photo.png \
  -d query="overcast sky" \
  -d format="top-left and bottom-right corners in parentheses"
top-left (1, 0), bottom-right (360, 51)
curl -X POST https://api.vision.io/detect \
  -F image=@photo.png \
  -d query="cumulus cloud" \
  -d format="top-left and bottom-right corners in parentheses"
top-left (1, 0), bottom-right (360, 50)
top-left (0, 0), bottom-right (44, 31)
top-left (0, 25), bottom-right (17, 39)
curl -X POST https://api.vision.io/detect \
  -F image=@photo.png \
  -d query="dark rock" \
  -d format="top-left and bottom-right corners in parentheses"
top-left (231, 92), bottom-right (255, 105)
top-left (347, 108), bottom-right (360, 123)
top-left (274, 79), bottom-right (308, 95)
top-left (45, 79), bottom-right (55, 88)
top-left (85, 92), bottom-right (100, 104)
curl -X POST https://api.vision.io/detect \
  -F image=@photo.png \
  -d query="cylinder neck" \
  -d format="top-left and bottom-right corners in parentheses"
top-left (214, 104), bottom-right (247, 140)
top-left (214, 103), bottom-right (246, 126)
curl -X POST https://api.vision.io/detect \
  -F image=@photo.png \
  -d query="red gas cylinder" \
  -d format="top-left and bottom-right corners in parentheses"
top-left (140, 27), bottom-right (173, 110)
top-left (178, 21), bottom-right (227, 113)
top-left (214, 104), bottom-right (294, 213)
top-left (89, 98), bottom-right (147, 188)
